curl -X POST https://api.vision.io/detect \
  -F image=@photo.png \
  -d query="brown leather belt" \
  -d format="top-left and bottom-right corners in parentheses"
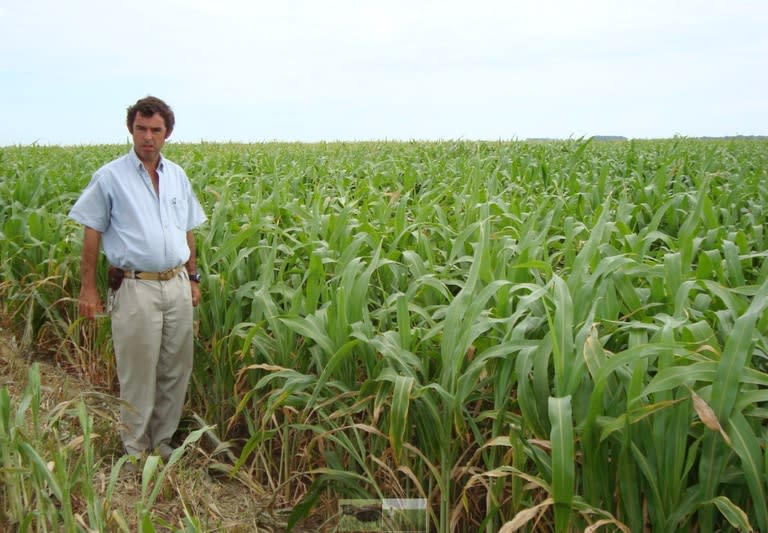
top-left (122, 265), bottom-right (183, 281)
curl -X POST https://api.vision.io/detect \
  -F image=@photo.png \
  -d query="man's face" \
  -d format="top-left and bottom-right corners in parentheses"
top-left (130, 112), bottom-right (169, 164)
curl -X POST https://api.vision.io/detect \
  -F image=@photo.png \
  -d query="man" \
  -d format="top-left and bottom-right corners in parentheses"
top-left (69, 96), bottom-right (207, 461)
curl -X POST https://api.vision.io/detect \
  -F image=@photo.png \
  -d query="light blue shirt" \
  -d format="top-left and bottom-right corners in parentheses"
top-left (69, 149), bottom-right (207, 272)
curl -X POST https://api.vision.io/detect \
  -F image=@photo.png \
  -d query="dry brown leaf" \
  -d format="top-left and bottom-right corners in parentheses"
top-left (690, 388), bottom-right (732, 446)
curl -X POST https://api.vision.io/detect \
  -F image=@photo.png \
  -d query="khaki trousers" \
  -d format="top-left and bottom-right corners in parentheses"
top-left (111, 272), bottom-right (194, 455)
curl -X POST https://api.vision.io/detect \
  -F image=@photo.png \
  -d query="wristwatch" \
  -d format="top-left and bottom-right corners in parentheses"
top-left (188, 272), bottom-right (202, 283)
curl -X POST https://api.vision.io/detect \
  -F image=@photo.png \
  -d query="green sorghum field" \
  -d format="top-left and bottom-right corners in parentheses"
top-left (1, 138), bottom-right (767, 532)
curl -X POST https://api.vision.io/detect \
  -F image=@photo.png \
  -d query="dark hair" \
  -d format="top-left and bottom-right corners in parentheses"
top-left (126, 96), bottom-right (175, 135)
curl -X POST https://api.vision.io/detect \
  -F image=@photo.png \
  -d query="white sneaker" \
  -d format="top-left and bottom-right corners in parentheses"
top-left (122, 454), bottom-right (143, 474)
top-left (157, 443), bottom-right (175, 461)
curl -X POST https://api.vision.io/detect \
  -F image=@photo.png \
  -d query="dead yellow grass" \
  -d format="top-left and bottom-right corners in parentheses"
top-left (0, 327), bottom-right (304, 532)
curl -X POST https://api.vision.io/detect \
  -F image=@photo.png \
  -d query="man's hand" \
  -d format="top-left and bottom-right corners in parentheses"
top-left (191, 282), bottom-right (201, 307)
top-left (79, 285), bottom-right (103, 319)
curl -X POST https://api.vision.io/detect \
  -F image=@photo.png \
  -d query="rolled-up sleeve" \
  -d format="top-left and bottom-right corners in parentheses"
top-left (68, 174), bottom-right (110, 233)
top-left (185, 186), bottom-right (207, 231)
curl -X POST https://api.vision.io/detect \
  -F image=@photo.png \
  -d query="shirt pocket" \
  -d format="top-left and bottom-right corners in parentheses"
top-left (171, 197), bottom-right (188, 230)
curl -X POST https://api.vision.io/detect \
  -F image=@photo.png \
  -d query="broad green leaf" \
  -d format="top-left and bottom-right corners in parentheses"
top-left (548, 396), bottom-right (574, 533)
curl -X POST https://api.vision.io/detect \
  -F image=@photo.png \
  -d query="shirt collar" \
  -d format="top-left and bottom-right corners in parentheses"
top-left (128, 148), bottom-right (165, 173)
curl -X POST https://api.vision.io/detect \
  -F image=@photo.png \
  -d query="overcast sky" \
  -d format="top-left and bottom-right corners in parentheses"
top-left (1, 0), bottom-right (766, 145)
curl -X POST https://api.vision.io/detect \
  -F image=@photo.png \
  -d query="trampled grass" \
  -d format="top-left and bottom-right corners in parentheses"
top-left (1, 138), bottom-right (767, 531)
